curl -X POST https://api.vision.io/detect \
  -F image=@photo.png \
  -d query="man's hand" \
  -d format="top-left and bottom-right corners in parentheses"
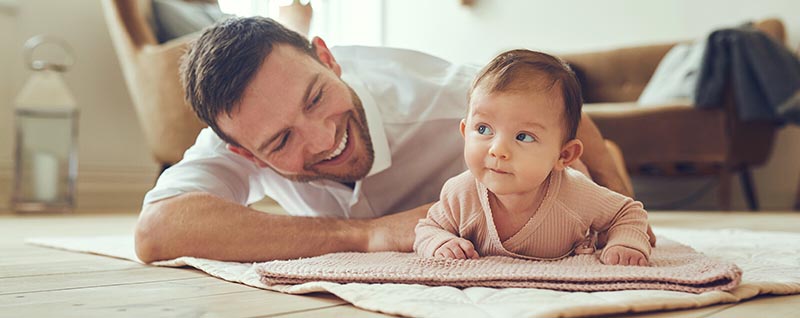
top-left (434, 237), bottom-right (479, 259)
top-left (366, 203), bottom-right (432, 253)
top-left (602, 245), bottom-right (648, 266)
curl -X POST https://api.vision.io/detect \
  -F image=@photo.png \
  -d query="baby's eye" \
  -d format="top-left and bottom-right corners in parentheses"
top-left (516, 133), bottom-right (535, 143)
top-left (477, 125), bottom-right (493, 135)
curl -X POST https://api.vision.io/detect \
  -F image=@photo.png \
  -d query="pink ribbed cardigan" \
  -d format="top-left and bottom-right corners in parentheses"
top-left (414, 168), bottom-right (651, 261)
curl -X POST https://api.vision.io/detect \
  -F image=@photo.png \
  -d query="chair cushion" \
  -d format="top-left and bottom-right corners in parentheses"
top-left (152, 0), bottom-right (229, 43)
top-left (562, 44), bottom-right (673, 103)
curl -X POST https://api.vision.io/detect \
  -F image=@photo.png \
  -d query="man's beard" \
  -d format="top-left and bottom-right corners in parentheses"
top-left (276, 86), bottom-right (375, 184)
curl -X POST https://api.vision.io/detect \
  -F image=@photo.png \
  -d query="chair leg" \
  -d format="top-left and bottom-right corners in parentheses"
top-left (718, 170), bottom-right (732, 211)
top-left (739, 167), bottom-right (759, 211)
top-left (794, 173), bottom-right (800, 211)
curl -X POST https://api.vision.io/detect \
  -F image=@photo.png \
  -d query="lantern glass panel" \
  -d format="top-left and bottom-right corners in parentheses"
top-left (13, 108), bottom-right (78, 212)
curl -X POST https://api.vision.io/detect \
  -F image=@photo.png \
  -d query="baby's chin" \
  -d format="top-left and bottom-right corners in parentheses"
top-left (487, 187), bottom-right (539, 196)
top-left (481, 181), bottom-right (538, 196)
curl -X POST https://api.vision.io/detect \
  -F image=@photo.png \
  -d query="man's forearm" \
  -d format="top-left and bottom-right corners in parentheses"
top-left (576, 112), bottom-right (633, 197)
top-left (135, 192), bottom-right (429, 263)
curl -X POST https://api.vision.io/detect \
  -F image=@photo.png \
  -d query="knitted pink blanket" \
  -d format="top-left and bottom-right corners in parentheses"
top-left (257, 238), bottom-right (741, 293)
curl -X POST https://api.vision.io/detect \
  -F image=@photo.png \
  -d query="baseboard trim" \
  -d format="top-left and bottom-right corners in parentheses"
top-left (0, 162), bottom-right (157, 213)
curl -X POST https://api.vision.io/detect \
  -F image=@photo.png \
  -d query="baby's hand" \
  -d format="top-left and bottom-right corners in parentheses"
top-left (602, 245), bottom-right (648, 266)
top-left (434, 238), bottom-right (479, 259)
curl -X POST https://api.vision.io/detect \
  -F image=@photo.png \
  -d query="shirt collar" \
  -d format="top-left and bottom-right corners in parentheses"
top-left (341, 72), bottom-right (391, 177)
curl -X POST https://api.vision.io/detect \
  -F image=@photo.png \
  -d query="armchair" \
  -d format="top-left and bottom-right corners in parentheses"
top-left (562, 19), bottom-right (786, 210)
top-left (102, 0), bottom-right (210, 170)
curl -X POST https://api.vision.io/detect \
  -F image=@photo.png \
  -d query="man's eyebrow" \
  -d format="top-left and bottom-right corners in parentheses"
top-left (256, 74), bottom-right (321, 153)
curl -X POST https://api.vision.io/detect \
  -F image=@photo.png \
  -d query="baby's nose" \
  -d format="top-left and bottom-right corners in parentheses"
top-left (489, 141), bottom-right (510, 160)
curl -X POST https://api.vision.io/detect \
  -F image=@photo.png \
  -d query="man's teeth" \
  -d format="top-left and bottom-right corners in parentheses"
top-left (324, 130), bottom-right (348, 161)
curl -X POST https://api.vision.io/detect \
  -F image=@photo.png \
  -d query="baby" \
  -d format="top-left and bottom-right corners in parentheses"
top-left (413, 49), bottom-right (651, 266)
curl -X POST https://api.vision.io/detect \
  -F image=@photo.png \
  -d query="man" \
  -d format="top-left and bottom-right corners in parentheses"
top-left (135, 17), bottom-right (651, 263)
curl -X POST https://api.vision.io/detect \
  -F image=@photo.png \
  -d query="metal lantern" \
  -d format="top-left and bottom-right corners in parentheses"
top-left (11, 35), bottom-right (78, 213)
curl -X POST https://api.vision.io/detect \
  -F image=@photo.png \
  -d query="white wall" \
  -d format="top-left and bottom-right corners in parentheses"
top-left (0, 1), bottom-right (158, 212)
top-left (382, 0), bottom-right (800, 64)
top-left (376, 0), bottom-right (800, 211)
top-left (0, 1), bottom-right (16, 207)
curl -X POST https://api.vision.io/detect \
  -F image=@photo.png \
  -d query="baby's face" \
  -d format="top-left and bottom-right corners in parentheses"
top-left (462, 87), bottom-right (566, 196)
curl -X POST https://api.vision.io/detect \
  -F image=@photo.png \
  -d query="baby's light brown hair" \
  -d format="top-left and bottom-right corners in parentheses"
top-left (468, 49), bottom-right (583, 142)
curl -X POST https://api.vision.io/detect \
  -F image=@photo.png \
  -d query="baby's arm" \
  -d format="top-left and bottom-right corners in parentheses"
top-left (414, 200), bottom-right (478, 259)
top-left (593, 198), bottom-right (651, 266)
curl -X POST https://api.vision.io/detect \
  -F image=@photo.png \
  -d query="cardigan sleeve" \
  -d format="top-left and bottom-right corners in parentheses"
top-left (594, 197), bottom-right (652, 260)
top-left (562, 169), bottom-right (651, 260)
top-left (413, 200), bottom-right (461, 257)
top-left (413, 172), bottom-right (473, 257)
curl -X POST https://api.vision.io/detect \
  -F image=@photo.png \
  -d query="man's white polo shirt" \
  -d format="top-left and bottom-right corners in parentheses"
top-left (143, 46), bottom-right (478, 218)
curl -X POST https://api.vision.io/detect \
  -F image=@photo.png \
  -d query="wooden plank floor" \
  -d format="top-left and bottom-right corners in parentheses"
top-left (1, 211), bottom-right (798, 317)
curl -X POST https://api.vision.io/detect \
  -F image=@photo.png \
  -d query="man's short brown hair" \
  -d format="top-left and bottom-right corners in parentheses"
top-left (469, 49), bottom-right (583, 141)
top-left (180, 17), bottom-right (316, 147)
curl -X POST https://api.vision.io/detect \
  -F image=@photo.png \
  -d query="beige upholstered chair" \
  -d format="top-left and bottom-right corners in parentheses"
top-left (562, 19), bottom-right (786, 210)
top-left (102, 0), bottom-right (210, 171)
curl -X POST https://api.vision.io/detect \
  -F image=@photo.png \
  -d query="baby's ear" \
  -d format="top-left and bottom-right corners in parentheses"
top-left (555, 139), bottom-right (583, 171)
top-left (459, 119), bottom-right (467, 138)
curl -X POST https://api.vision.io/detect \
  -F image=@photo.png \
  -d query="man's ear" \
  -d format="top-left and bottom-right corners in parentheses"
top-left (555, 139), bottom-right (584, 171)
top-left (226, 144), bottom-right (269, 168)
top-left (460, 119), bottom-right (467, 138)
top-left (311, 37), bottom-right (341, 76)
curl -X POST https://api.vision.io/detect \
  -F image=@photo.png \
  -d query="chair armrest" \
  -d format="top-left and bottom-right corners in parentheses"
top-left (132, 34), bottom-right (206, 165)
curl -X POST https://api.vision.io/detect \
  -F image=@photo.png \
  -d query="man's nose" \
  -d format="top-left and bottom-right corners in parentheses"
top-left (489, 139), bottom-right (510, 160)
top-left (302, 115), bottom-right (337, 155)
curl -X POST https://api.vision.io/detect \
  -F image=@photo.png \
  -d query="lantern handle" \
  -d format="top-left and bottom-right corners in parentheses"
top-left (23, 35), bottom-right (75, 72)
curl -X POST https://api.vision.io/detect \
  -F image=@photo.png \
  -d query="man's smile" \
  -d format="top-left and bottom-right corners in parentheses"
top-left (323, 129), bottom-right (348, 161)
top-left (312, 119), bottom-right (355, 167)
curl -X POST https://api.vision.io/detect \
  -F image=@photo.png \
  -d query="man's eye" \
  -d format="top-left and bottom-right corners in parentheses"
top-left (273, 132), bottom-right (291, 152)
top-left (516, 133), bottom-right (535, 143)
top-left (477, 125), bottom-right (493, 135)
top-left (308, 91), bottom-right (322, 110)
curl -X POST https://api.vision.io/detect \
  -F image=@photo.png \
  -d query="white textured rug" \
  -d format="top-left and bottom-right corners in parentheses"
top-left (27, 228), bottom-right (800, 318)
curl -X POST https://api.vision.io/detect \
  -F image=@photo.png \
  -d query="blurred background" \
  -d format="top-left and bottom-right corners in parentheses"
top-left (0, 0), bottom-right (798, 212)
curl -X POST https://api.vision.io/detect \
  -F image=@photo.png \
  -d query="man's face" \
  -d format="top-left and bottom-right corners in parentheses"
top-left (218, 44), bottom-right (374, 183)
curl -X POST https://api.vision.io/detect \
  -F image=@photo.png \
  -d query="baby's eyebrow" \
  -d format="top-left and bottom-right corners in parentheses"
top-left (472, 110), bottom-right (491, 118)
top-left (520, 121), bottom-right (547, 131)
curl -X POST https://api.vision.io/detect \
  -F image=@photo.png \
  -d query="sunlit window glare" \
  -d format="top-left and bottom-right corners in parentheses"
top-left (215, 0), bottom-right (383, 47)
top-left (217, 0), bottom-right (270, 17)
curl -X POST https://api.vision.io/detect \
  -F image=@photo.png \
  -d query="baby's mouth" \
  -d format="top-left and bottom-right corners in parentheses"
top-left (489, 168), bottom-right (510, 174)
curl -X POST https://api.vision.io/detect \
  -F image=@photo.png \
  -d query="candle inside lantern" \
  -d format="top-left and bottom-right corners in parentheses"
top-left (32, 152), bottom-right (59, 202)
